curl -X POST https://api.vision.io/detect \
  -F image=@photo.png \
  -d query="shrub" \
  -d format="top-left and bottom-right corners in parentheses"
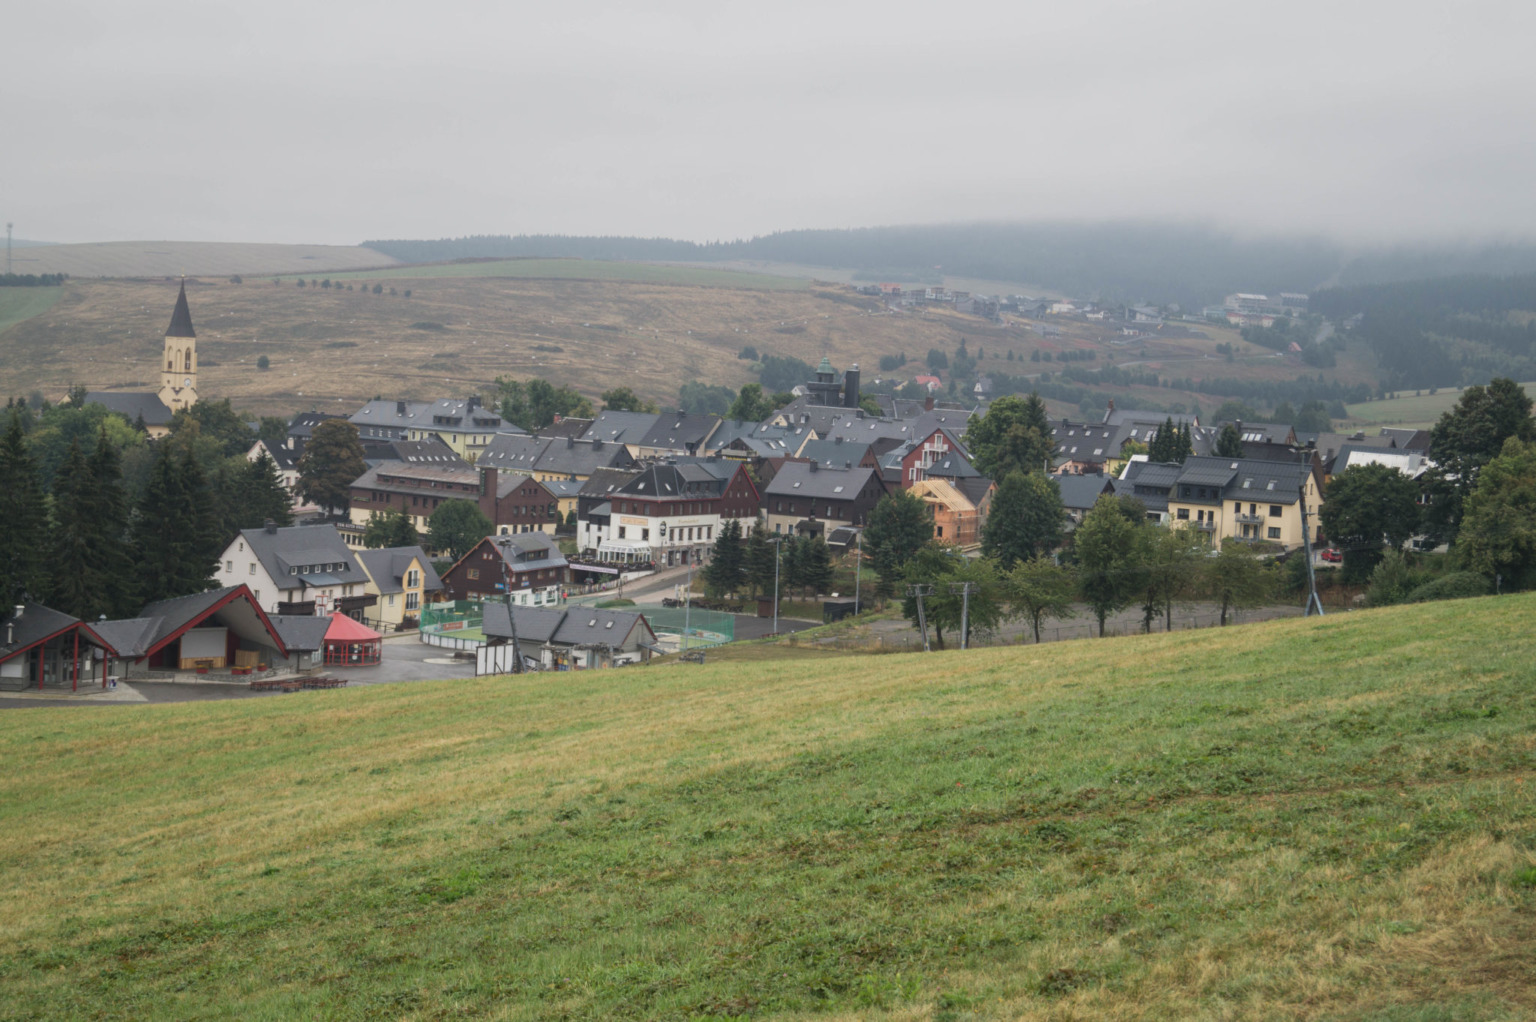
top-left (1407, 572), bottom-right (1490, 603)
top-left (256, 355), bottom-right (270, 371)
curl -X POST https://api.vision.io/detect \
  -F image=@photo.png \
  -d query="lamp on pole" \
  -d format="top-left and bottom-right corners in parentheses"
top-left (682, 551), bottom-right (694, 653)
top-left (771, 536), bottom-right (783, 636)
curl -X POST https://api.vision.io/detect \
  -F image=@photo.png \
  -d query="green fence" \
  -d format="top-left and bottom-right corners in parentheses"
top-left (639, 606), bottom-right (735, 649)
top-left (420, 601), bottom-right (486, 647)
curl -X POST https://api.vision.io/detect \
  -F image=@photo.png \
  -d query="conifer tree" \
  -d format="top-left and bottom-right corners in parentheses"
top-left (133, 440), bottom-right (220, 603)
top-left (245, 451), bottom-right (294, 529)
top-left (0, 412), bottom-right (46, 606)
top-left (800, 535), bottom-right (834, 597)
top-left (86, 426), bottom-right (138, 617)
top-left (743, 523), bottom-right (776, 598)
top-left (47, 440), bottom-right (102, 619)
top-left (702, 518), bottom-right (744, 597)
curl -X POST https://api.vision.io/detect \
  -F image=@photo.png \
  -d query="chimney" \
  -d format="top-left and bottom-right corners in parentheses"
top-left (264, 519), bottom-right (278, 534)
top-left (468, 395), bottom-right (480, 412)
top-left (396, 400), bottom-right (406, 415)
top-left (553, 413), bottom-right (562, 425)
top-left (843, 363), bottom-right (861, 408)
top-left (809, 461), bottom-right (819, 472)
top-left (924, 395), bottom-right (935, 412)
top-left (567, 436), bottom-right (575, 448)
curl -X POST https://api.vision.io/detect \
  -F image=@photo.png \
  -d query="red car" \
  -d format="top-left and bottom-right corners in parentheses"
top-left (1320, 548), bottom-right (1342, 563)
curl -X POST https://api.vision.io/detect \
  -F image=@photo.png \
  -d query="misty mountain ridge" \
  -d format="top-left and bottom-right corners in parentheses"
top-left (364, 222), bottom-right (1536, 310)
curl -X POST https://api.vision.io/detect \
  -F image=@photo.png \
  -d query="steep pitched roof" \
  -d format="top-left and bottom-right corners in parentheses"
top-left (763, 461), bottom-right (883, 501)
top-left (237, 524), bottom-right (365, 590)
top-left (268, 614), bottom-right (331, 653)
top-left (0, 603), bottom-right (82, 661)
top-left (1054, 472), bottom-right (1117, 511)
top-left (85, 392), bottom-right (173, 426)
top-left (636, 413), bottom-right (721, 452)
top-left (165, 280), bottom-right (196, 338)
top-left (587, 410), bottom-right (662, 444)
top-left (356, 546), bottom-right (443, 596)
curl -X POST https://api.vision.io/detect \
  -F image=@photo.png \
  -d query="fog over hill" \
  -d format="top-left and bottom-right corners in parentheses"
top-left (365, 223), bottom-right (1536, 310)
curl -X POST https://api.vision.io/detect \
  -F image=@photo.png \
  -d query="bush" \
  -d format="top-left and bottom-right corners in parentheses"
top-left (1365, 550), bottom-right (1424, 607)
top-left (256, 355), bottom-right (270, 371)
top-left (1407, 572), bottom-right (1490, 603)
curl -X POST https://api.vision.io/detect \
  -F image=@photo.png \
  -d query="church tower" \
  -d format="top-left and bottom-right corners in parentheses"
top-left (157, 279), bottom-right (199, 412)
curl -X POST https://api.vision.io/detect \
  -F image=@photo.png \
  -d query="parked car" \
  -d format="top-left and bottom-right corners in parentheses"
top-left (1320, 548), bottom-right (1342, 563)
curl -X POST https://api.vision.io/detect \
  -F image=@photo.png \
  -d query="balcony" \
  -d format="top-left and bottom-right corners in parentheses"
top-left (1192, 520), bottom-right (1216, 531)
top-left (1234, 513), bottom-right (1264, 524)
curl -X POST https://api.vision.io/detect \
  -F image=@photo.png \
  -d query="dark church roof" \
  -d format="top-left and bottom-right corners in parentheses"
top-left (165, 280), bottom-right (196, 338)
top-left (85, 392), bottom-right (173, 427)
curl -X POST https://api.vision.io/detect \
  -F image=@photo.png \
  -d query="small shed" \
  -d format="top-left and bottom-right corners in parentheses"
top-left (323, 614), bottom-right (382, 667)
top-left (822, 597), bottom-right (859, 623)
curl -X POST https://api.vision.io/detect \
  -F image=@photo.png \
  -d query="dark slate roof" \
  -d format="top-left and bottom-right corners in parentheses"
top-left (1054, 472), bottom-right (1117, 511)
top-left (349, 399), bottom-right (435, 437)
top-left (289, 411), bottom-right (347, 439)
top-left (1175, 455), bottom-right (1315, 503)
top-left (90, 617), bottom-right (161, 658)
top-left (363, 436), bottom-right (466, 466)
top-left (251, 439), bottom-right (299, 471)
top-left (481, 605), bottom-right (655, 648)
top-left (616, 462), bottom-right (730, 499)
top-left (238, 524), bottom-right (364, 589)
top-left (86, 392), bottom-right (173, 426)
top-left (165, 280), bottom-right (196, 338)
top-left (0, 603), bottom-right (80, 659)
top-left (797, 437), bottom-right (873, 468)
top-left (1102, 407), bottom-right (1198, 428)
top-left (1120, 460), bottom-right (1183, 490)
top-left (763, 461), bottom-right (883, 501)
top-left (356, 546), bottom-right (443, 596)
top-left (485, 532), bottom-right (568, 571)
top-left (537, 417), bottom-right (593, 440)
top-left (1380, 427), bottom-right (1432, 452)
top-left (481, 604), bottom-right (565, 644)
top-left (478, 433), bottom-right (635, 476)
top-left (954, 476), bottom-right (994, 507)
top-left (636, 413), bottom-right (721, 452)
top-left (268, 614), bottom-right (332, 653)
top-left (579, 466), bottom-right (642, 499)
top-left (587, 410), bottom-right (662, 444)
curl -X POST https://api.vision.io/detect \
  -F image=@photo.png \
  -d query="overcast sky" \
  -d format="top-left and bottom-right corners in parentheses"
top-left (9, 0), bottom-right (1535, 246)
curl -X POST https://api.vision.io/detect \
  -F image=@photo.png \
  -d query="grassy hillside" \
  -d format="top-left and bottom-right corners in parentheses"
top-left (3, 597), bottom-right (1534, 1020)
top-left (286, 258), bottom-right (811, 290)
top-left (0, 241), bottom-right (398, 278)
top-left (1345, 384), bottom-right (1536, 430)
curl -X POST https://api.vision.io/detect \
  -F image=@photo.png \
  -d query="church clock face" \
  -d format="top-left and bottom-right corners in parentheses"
top-left (184, 377), bottom-right (192, 387)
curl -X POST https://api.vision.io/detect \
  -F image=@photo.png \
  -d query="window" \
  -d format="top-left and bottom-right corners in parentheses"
top-left (1269, 505), bottom-right (1282, 518)
top-left (406, 592), bottom-right (419, 611)
top-left (225, 560), bottom-right (233, 572)
top-left (618, 526), bottom-right (626, 538)
top-left (408, 569), bottom-right (420, 588)
top-left (249, 564), bottom-right (256, 575)
top-left (467, 568), bottom-right (480, 580)
top-left (1267, 527), bottom-right (1281, 539)
top-left (1233, 502), bottom-right (1241, 514)
top-left (388, 594), bottom-right (396, 606)
top-left (1176, 508), bottom-right (1189, 520)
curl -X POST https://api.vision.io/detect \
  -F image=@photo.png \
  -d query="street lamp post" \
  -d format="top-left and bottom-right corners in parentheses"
top-left (853, 529), bottom-right (862, 615)
top-left (682, 552), bottom-right (694, 653)
top-left (771, 536), bottom-right (783, 636)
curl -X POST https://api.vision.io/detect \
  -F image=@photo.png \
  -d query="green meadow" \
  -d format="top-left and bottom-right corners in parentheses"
top-left (285, 259), bottom-right (810, 290)
top-left (0, 287), bottom-right (63, 336)
top-left (2, 596), bottom-right (1534, 1020)
top-left (1345, 383), bottom-right (1536, 430)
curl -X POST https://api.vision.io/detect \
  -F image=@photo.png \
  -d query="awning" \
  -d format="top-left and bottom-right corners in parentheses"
top-left (598, 539), bottom-right (652, 555)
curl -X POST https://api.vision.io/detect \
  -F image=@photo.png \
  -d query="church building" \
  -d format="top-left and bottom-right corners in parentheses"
top-left (87, 280), bottom-right (200, 436)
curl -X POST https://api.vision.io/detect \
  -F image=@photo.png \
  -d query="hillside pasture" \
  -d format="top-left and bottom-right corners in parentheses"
top-left (0, 240), bottom-right (398, 279)
top-left (1345, 383), bottom-right (1536, 430)
top-left (2, 596), bottom-right (1534, 1020)
top-left (0, 287), bottom-right (63, 336)
top-left (285, 257), bottom-right (812, 290)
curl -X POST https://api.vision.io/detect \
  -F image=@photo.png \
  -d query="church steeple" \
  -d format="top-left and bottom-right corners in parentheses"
top-left (158, 279), bottom-right (199, 413)
top-left (165, 278), bottom-right (196, 338)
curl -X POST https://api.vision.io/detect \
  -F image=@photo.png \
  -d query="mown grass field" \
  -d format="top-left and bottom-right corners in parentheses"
top-left (3, 596), bottom-right (1534, 1020)
top-left (0, 288), bottom-right (63, 335)
top-left (1345, 384), bottom-right (1536, 430)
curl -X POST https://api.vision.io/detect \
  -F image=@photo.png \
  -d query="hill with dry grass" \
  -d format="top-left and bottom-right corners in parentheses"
top-left (1, 240), bottom-right (397, 278)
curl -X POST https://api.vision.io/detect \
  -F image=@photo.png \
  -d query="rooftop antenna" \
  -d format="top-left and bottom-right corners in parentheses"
top-left (5, 223), bottom-right (11, 275)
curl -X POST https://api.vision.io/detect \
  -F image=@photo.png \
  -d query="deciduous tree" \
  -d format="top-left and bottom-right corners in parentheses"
top-left (1318, 463), bottom-right (1421, 581)
top-left (981, 471), bottom-right (1064, 567)
top-left (427, 500), bottom-right (493, 562)
top-left (1004, 555), bottom-right (1076, 644)
top-left (1456, 437), bottom-right (1536, 590)
top-left (1202, 544), bottom-right (1273, 625)
top-left (863, 489), bottom-right (934, 601)
top-left (1074, 495), bottom-right (1151, 636)
top-left (363, 507), bottom-right (421, 550)
top-left (298, 419), bottom-right (366, 514)
top-left (963, 393), bottom-right (1053, 478)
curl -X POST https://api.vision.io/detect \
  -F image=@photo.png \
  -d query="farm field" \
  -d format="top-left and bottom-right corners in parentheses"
top-left (1345, 383), bottom-right (1536, 430)
top-left (0, 240), bottom-right (397, 278)
top-left (2, 596), bottom-right (1534, 1020)
top-left (286, 258), bottom-right (812, 290)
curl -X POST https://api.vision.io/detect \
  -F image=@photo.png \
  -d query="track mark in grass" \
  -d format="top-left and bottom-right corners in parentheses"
top-left (1037, 966), bottom-right (1094, 995)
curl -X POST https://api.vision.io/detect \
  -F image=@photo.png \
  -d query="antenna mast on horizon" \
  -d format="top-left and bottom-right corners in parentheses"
top-left (5, 223), bottom-right (11, 275)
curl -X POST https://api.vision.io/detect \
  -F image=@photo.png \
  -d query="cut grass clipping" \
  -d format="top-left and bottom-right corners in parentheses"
top-left (2, 594), bottom-right (1535, 1019)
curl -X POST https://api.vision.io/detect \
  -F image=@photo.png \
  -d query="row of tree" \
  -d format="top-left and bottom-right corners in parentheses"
top-left (701, 520), bottom-right (835, 601)
top-left (0, 411), bottom-right (292, 620)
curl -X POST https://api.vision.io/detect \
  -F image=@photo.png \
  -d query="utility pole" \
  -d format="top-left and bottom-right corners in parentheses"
top-left (5, 223), bottom-right (11, 275)
top-left (682, 554), bottom-right (694, 653)
top-left (1299, 483), bottom-right (1325, 617)
top-left (949, 580), bottom-right (977, 650)
top-left (771, 537), bottom-right (783, 636)
top-left (907, 583), bottom-right (933, 652)
top-left (502, 539), bottom-right (523, 672)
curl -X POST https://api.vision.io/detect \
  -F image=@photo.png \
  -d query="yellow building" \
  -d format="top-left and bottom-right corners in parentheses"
top-left (356, 546), bottom-right (444, 631)
top-left (1159, 455), bottom-right (1325, 552)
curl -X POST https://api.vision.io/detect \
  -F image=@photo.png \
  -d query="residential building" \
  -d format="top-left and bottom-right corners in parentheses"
top-left (761, 461), bottom-right (891, 537)
top-left (1125, 454), bottom-right (1326, 550)
top-left (350, 399), bottom-right (434, 444)
top-left (212, 522), bottom-right (376, 618)
top-left (586, 459), bottom-right (760, 566)
top-left (910, 478), bottom-right (985, 546)
top-left (355, 546), bottom-right (444, 630)
top-left (440, 532), bottom-right (569, 606)
top-left (348, 462), bottom-right (563, 539)
top-left (408, 397), bottom-right (522, 462)
top-left (481, 604), bottom-right (657, 669)
top-left (631, 413), bottom-right (723, 458)
top-left (476, 433), bottom-right (636, 482)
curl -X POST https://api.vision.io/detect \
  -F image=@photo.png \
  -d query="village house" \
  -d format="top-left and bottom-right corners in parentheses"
top-left (909, 478), bottom-right (987, 547)
top-left (355, 546), bottom-right (444, 631)
top-left (1121, 454), bottom-right (1326, 551)
top-left (350, 399), bottom-right (434, 443)
top-left (347, 463), bottom-right (562, 541)
top-left (761, 461), bottom-right (891, 537)
top-left (583, 459), bottom-right (760, 566)
top-left (212, 523), bottom-right (376, 618)
top-left (480, 604), bottom-right (657, 671)
top-left (476, 433), bottom-right (636, 482)
top-left (440, 532), bottom-right (570, 606)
